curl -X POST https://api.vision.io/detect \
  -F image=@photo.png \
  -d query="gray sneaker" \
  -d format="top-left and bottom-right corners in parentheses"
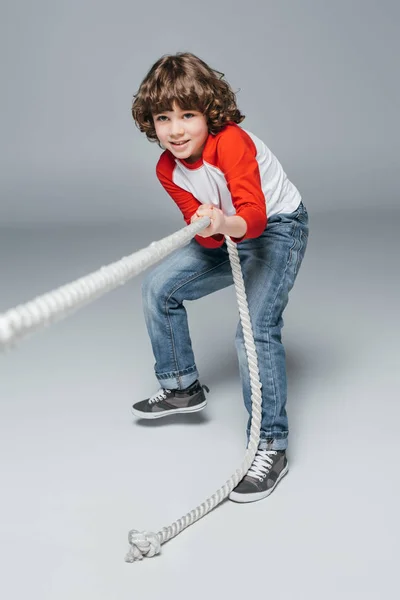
top-left (131, 380), bottom-right (209, 419)
top-left (229, 441), bottom-right (289, 503)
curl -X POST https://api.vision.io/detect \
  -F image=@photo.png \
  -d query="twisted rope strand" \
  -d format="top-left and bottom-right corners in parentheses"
top-left (0, 218), bottom-right (262, 562)
top-left (125, 236), bottom-right (262, 561)
top-left (0, 218), bottom-right (210, 350)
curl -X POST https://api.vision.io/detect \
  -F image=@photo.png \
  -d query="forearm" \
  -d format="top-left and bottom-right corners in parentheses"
top-left (219, 215), bottom-right (247, 238)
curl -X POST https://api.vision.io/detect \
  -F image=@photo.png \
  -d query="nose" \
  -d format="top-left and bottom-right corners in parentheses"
top-left (169, 119), bottom-right (185, 138)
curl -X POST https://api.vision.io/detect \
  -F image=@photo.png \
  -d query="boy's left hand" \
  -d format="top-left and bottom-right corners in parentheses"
top-left (190, 205), bottom-right (226, 238)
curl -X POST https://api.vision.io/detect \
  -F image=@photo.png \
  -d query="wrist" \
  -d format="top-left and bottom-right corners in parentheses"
top-left (220, 215), bottom-right (247, 238)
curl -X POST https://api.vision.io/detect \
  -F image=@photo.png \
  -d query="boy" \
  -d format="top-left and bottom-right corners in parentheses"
top-left (130, 52), bottom-right (309, 503)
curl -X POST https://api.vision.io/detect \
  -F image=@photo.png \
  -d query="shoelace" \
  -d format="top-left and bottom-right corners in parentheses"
top-left (148, 384), bottom-right (209, 405)
top-left (149, 388), bottom-right (168, 404)
top-left (247, 449), bottom-right (277, 481)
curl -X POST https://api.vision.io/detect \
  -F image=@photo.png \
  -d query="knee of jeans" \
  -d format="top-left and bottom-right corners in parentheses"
top-left (235, 315), bottom-right (284, 347)
top-left (141, 269), bottom-right (163, 308)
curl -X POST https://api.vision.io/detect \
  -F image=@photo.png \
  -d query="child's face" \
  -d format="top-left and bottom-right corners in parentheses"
top-left (152, 102), bottom-right (209, 163)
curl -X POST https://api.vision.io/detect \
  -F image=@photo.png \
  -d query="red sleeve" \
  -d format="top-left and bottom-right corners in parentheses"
top-left (156, 152), bottom-right (224, 249)
top-left (216, 125), bottom-right (267, 242)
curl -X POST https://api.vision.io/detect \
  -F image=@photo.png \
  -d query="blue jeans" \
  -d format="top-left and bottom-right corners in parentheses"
top-left (141, 202), bottom-right (309, 450)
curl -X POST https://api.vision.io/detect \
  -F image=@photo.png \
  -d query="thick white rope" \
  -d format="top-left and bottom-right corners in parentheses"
top-left (0, 218), bottom-right (211, 350)
top-left (125, 236), bottom-right (262, 562)
top-left (0, 217), bottom-right (262, 562)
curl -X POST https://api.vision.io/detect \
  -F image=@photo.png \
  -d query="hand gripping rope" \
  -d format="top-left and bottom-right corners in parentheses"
top-left (0, 217), bottom-right (262, 562)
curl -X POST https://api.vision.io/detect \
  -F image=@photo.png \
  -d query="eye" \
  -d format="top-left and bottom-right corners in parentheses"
top-left (183, 113), bottom-right (195, 119)
top-left (155, 115), bottom-right (168, 122)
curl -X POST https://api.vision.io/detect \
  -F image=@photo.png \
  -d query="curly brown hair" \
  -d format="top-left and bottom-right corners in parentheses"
top-left (132, 52), bottom-right (245, 143)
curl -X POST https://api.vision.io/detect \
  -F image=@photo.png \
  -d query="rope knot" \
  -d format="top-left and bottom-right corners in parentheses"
top-left (125, 530), bottom-right (161, 562)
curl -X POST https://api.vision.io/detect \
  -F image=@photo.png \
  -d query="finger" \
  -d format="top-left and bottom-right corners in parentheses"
top-left (197, 205), bottom-right (214, 215)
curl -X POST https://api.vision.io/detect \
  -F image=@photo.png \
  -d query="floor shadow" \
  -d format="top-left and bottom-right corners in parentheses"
top-left (133, 410), bottom-right (211, 429)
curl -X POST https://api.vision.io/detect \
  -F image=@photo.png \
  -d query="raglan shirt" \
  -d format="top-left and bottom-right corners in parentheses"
top-left (156, 123), bottom-right (301, 249)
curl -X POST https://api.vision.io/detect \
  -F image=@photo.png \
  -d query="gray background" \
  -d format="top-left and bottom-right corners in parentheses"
top-left (1, 1), bottom-right (399, 599)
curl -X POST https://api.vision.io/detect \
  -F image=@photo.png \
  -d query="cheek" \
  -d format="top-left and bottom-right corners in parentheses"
top-left (193, 123), bottom-right (209, 142)
top-left (153, 125), bottom-right (162, 139)
top-left (153, 121), bottom-right (167, 141)
top-left (201, 127), bottom-right (209, 144)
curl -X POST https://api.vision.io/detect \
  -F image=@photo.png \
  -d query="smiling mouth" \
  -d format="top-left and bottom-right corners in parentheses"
top-left (171, 140), bottom-right (189, 146)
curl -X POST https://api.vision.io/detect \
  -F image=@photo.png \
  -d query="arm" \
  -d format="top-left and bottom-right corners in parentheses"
top-left (191, 127), bottom-right (267, 241)
top-left (217, 125), bottom-right (267, 241)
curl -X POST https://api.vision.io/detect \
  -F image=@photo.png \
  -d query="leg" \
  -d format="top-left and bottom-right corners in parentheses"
top-left (141, 238), bottom-right (233, 390)
top-left (235, 202), bottom-right (309, 450)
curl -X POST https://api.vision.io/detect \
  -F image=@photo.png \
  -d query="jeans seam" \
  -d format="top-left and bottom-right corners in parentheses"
top-left (295, 228), bottom-right (305, 275)
top-left (264, 222), bottom-right (296, 428)
top-left (156, 365), bottom-right (197, 379)
top-left (163, 300), bottom-right (181, 387)
top-left (288, 220), bottom-right (299, 269)
top-left (257, 433), bottom-right (288, 439)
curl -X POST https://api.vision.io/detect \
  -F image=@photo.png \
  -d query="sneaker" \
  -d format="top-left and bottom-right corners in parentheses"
top-left (131, 380), bottom-right (209, 419)
top-left (229, 441), bottom-right (288, 503)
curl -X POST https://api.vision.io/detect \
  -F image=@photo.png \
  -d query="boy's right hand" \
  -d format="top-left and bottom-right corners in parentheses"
top-left (190, 205), bottom-right (225, 237)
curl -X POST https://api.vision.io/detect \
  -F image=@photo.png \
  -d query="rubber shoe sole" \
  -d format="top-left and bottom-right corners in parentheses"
top-left (131, 399), bottom-right (207, 420)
